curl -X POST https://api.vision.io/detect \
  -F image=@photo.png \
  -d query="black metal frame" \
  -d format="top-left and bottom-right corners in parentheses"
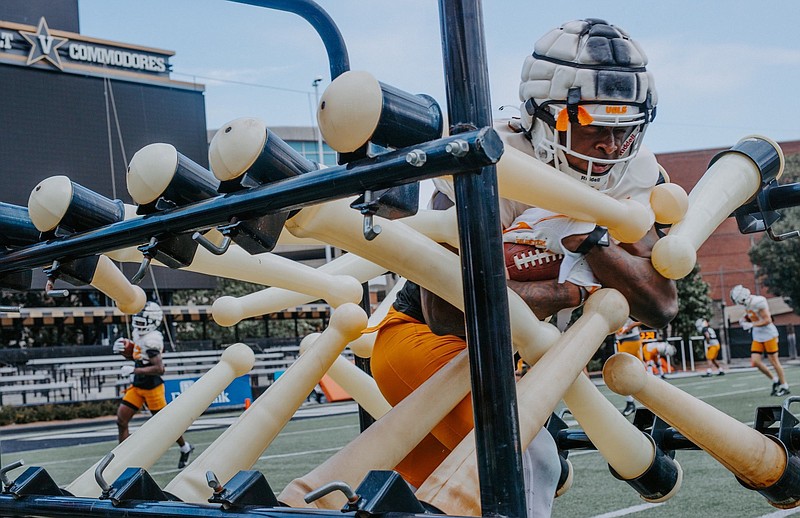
top-left (0, 128), bottom-right (500, 273)
top-left (4, 2), bottom-right (800, 517)
top-left (0, 0), bottom-right (525, 516)
top-left (437, 1), bottom-right (524, 514)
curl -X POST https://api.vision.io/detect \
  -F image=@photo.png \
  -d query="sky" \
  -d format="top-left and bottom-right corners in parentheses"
top-left (77, 0), bottom-right (800, 154)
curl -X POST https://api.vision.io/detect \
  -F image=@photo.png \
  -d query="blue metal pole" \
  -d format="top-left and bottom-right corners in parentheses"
top-left (438, 0), bottom-right (526, 515)
top-left (0, 129), bottom-right (501, 274)
top-left (228, 0), bottom-right (349, 80)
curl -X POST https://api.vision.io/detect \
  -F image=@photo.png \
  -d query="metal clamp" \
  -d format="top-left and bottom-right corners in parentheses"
top-left (43, 260), bottom-right (69, 298)
top-left (359, 190), bottom-right (382, 241)
top-left (767, 227), bottom-right (800, 242)
top-left (303, 480), bottom-right (359, 506)
top-left (206, 471), bottom-right (224, 495)
top-left (0, 460), bottom-right (24, 490)
top-left (192, 220), bottom-right (240, 255)
top-left (783, 396), bottom-right (800, 412)
top-left (192, 232), bottom-right (231, 255)
top-left (131, 237), bottom-right (158, 285)
top-left (94, 452), bottom-right (114, 497)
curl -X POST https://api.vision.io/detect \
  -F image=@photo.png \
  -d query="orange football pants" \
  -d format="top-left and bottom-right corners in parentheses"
top-left (617, 339), bottom-right (644, 361)
top-left (370, 308), bottom-right (473, 488)
top-left (752, 337), bottom-right (779, 354)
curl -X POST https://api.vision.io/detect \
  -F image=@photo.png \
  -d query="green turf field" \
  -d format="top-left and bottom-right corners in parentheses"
top-left (3, 365), bottom-right (800, 517)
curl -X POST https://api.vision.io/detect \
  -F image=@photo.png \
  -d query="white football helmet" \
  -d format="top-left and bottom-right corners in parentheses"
top-left (519, 19), bottom-right (657, 190)
top-left (695, 318), bottom-right (707, 333)
top-left (730, 285), bottom-right (751, 306)
top-left (132, 301), bottom-right (163, 333)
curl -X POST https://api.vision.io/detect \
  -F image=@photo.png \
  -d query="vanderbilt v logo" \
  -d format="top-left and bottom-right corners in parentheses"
top-left (20, 17), bottom-right (68, 70)
top-left (38, 33), bottom-right (54, 55)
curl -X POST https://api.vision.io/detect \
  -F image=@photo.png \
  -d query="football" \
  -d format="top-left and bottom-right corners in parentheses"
top-left (117, 338), bottom-right (135, 360)
top-left (503, 242), bottom-right (563, 282)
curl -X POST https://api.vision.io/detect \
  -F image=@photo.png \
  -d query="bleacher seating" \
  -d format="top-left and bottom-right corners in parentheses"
top-left (0, 342), bottom-right (312, 406)
top-left (0, 381), bottom-right (77, 405)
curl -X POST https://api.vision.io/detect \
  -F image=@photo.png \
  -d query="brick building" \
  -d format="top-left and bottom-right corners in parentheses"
top-left (656, 140), bottom-right (800, 327)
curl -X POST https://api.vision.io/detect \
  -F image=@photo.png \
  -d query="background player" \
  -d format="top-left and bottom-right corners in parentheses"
top-left (642, 334), bottom-right (675, 378)
top-left (696, 318), bottom-right (725, 377)
top-left (114, 301), bottom-right (195, 468)
top-left (730, 285), bottom-right (789, 396)
top-left (615, 318), bottom-right (643, 415)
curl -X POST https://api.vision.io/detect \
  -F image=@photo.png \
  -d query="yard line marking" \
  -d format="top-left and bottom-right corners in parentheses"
top-left (149, 467), bottom-right (183, 476)
top-left (698, 387), bottom-right (775, 399)
top-left (11, 425), bottom-right (358, 469)
top-left (666, 374), bottom-right (764, 387)
top-left (590, 502), bottom-right (663, 517)
top-left (758, 508), bottom-right (800, 517)
top-left (259, 446), bottom-right (343, 461)
top-left (16, 456), bottom-right (95, 467)
top-left (24, 445), bottom-right (345, 470)
top-left (10, 419), bottom-right (356, 444)
top-left (144, 447), bottom-right (347, 476)
top-left (279, 424), bottom-right (359, 436)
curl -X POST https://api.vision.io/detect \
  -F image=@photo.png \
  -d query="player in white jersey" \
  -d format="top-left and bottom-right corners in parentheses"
top-left (114, 301), bottom-right (195, 468)
top-left (372, 19), bottom-right (678, 517)
top-left (730, 285), bottom-right (789, 396)
top-left (696, 318), bottom-right (725, 377)
top-left (431, 119), bottom-right (673, 325)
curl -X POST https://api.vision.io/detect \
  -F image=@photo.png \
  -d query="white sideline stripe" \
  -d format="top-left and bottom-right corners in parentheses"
top-left (259, 446), bottom-right (342, 461)
top-left (699, 387), bottom-right (774, 399)
top-left (19, 423), bottom-right (358, 442)
top-left (589, 502), bottom-right (662, 517)
top-left (125, 447), bottom-right (346, 477)
top-left (758, 508), bottom-right (800, 517)
top-left (19, 425), bottom-right (358, 469)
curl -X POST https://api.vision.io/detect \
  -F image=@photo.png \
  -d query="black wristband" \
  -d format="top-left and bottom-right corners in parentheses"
top-left (575, 225), bottom-right (609, 254)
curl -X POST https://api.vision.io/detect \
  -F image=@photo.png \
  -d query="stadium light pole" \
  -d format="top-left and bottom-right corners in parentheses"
top-left (312, 75), bottom-right (333, 264)
top-left (312, 75), bottom-right (325, 165)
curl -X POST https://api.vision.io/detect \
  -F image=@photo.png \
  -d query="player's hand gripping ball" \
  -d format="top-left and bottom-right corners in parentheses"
top-left (113, 338), bottom-right (135, 359)
top-left (503, 242), bottom-right (563, 282)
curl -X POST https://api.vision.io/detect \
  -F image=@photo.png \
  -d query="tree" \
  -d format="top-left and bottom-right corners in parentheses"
top-left (749, 153), bottom-right (800, 312)
top-left (673, 264), bottom-right (714, 347)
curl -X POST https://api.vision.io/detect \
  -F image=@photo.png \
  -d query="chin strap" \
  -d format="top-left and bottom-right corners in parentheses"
top-left (564, 87), bottom-right (585, 127)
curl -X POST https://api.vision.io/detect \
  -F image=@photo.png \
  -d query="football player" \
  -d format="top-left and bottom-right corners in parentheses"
top-left (497, 17), bottom-right (676, 326)
top-left (730, 285), bottom-right (789, 396)
top-left (696, 318), bottom-right (725, 377)
top-left (642, 339), bottom-right (676, 377)
top-left (614, 318), bottom-right (643, 416)
top-left (114, 301), bottom-right (195, 468)
top-left (370, 19), bottom-right (678, 517)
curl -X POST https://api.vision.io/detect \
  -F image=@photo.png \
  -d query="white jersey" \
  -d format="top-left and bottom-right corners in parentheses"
top-left (498, 120), bottom-right (660, 288)
top-left (131, 329), bottom-right (164, 361)
top-left (744, 295), bottom-right (779, 342)
top-left (431, 119), bottom-right (662, 304)
top-left (702, 325), bottom-right (720, 346)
